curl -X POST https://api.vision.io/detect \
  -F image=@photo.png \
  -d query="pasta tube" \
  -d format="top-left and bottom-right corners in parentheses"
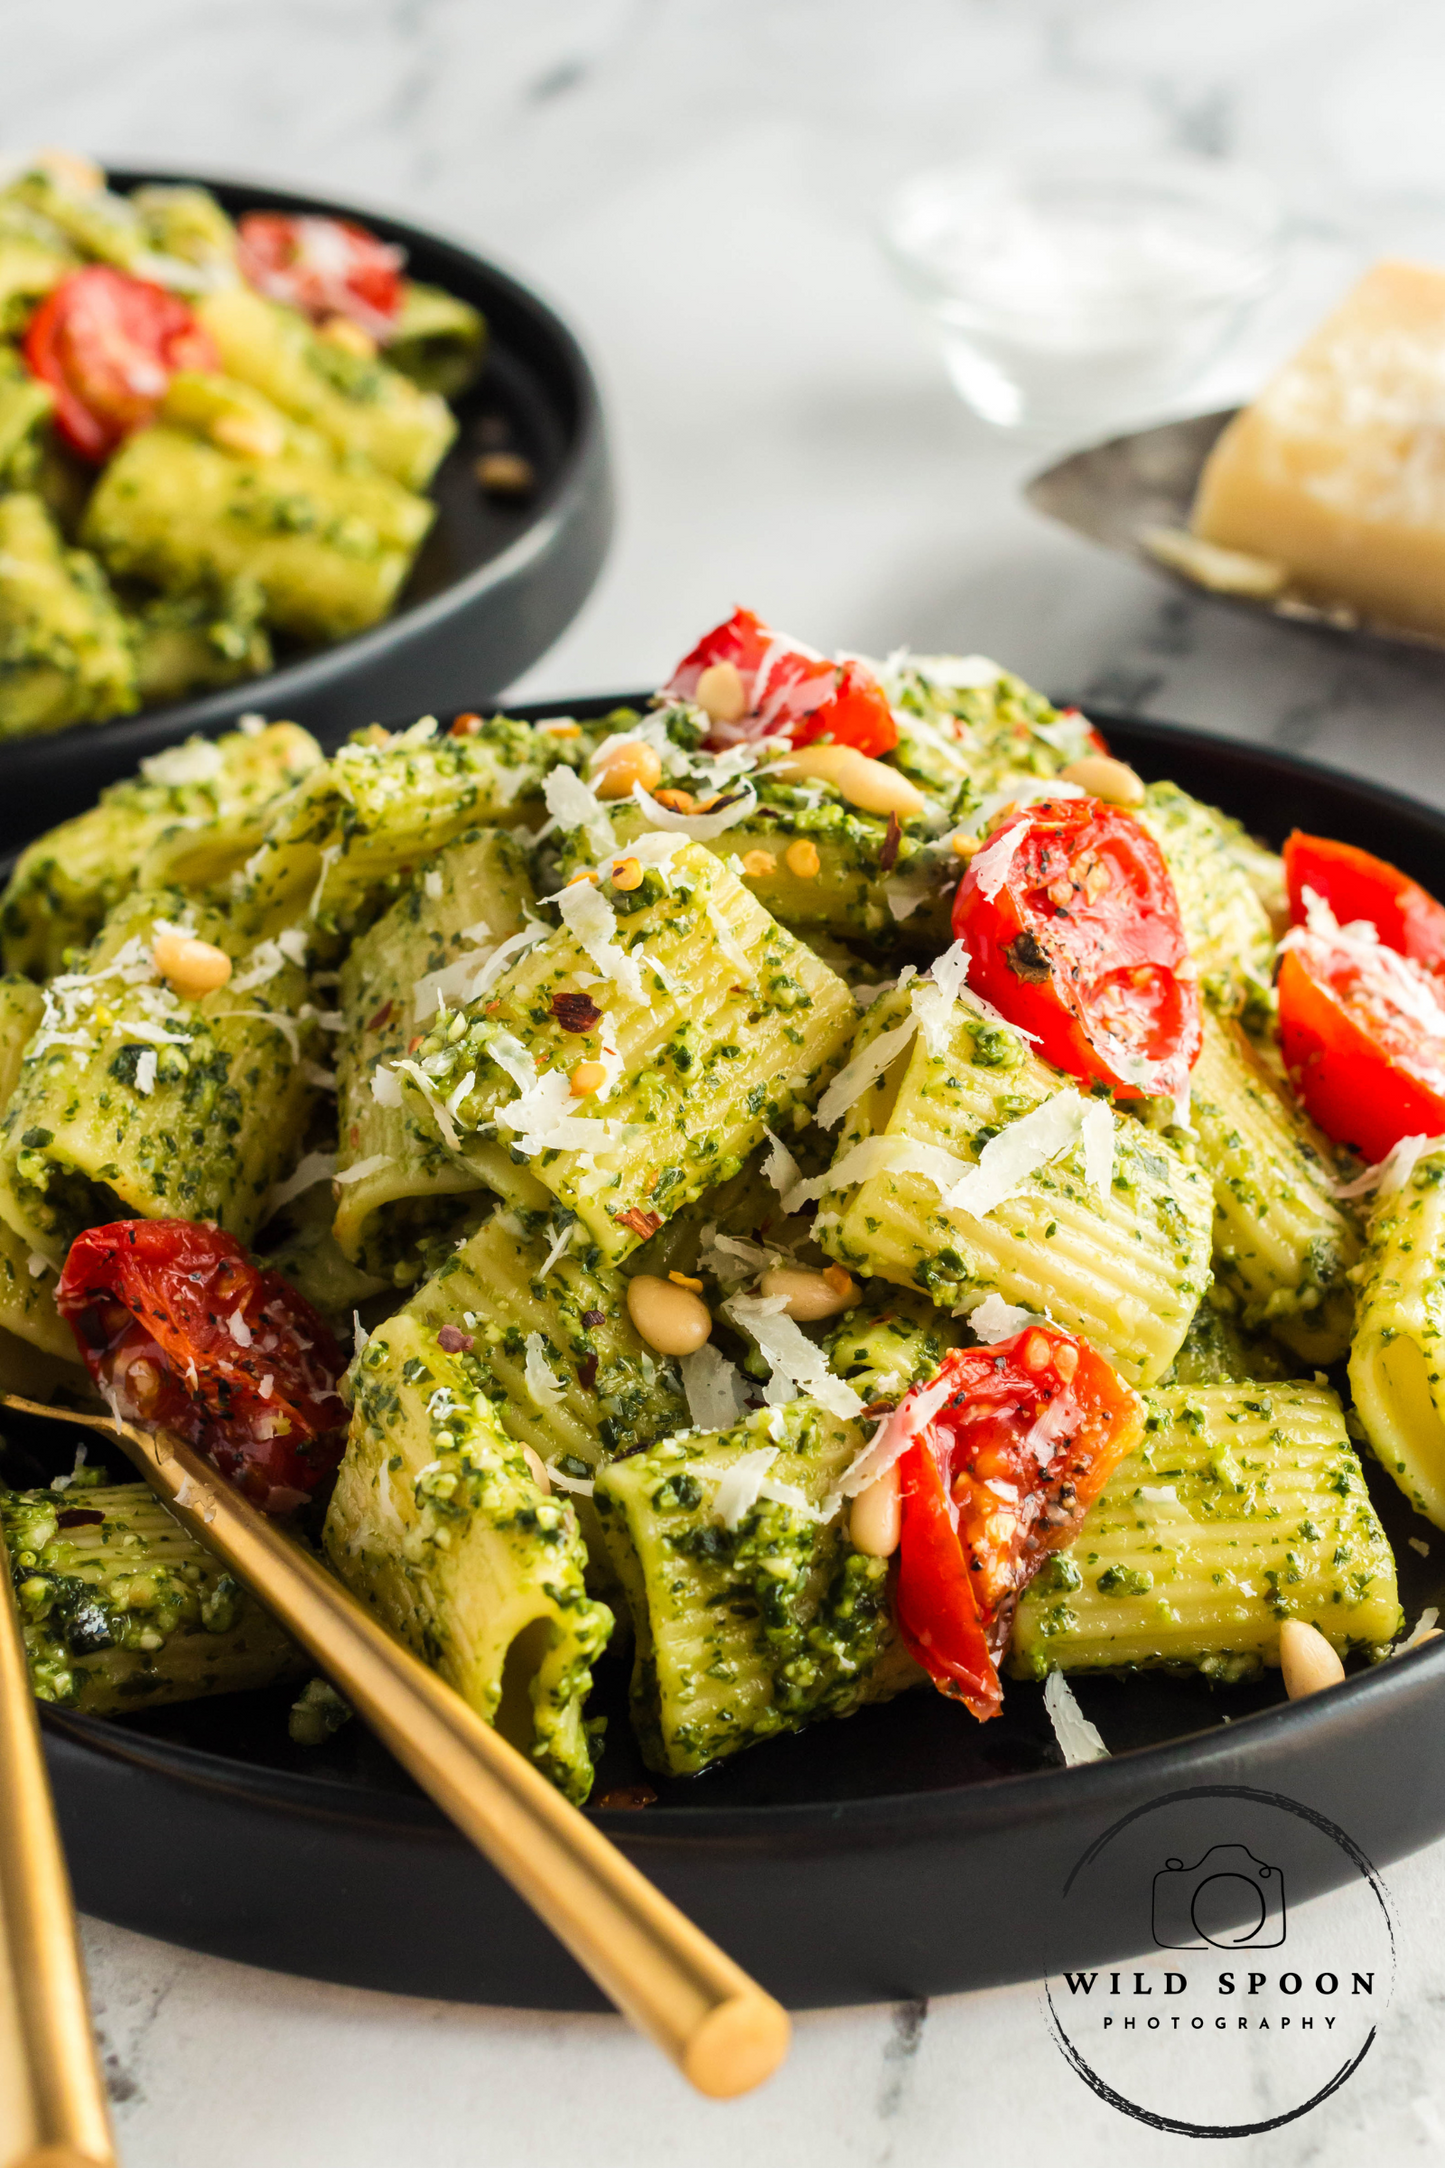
top-left (82, 424), bottom-right (434, 645)
top-left (1190, 1005), bottom-right (1360, 1364)
top-left (0, 492), bottom-right (136, 737)
top-left (1012, 1382), bottom-right (1400, 1679)
top-left (0, 890), bottom-right (320, 1259)
top-left (238, 719), bottom-right (571, 944)
top-left (0, 719), bottom-right (322, 979)
top-left (0, 977), bottom-right (78, 1366)
top-left (386, 282), bottom-right (487, 398)
top-left (1137, 781), bottom-right (1277, 985)
top-left (575, 792), bottom-right (953, 944)
top-left (197, 285), bottom-right (456, 489)
top-left (325, 1313), bottom-right (612, 1803)
top-left (334, 829), bottom-right (538, 1274)
top-left (4, 1480), bottom-right (302, 1715)
top-left (820, 989), bottom-right (1214, 1386)
top-left (401, 842), bottom-right (856, 1265)
top-left (1350, 1146), bottom-right (1445, 1528)
top-left (403, 1204), bottom-right (689, 1473)
top-left (593, 1400), bottom-right (919, 1776)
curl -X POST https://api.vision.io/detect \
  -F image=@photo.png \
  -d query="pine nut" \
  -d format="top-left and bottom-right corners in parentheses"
top-left (774, 745), bottom-right (927, 820)
top-left (593, 741), bottom-right (663, 799)
top-left (1278, 1619), bottom-right (1345, 1699)
top-left (570, 1061), bottom-right (607, 1097)
top-left (152, 930), bottom-right (232, 999)
top-left (626, 1274), bottom-right (713, 1356)
top-left (758, 1265), bottom-right (857, 1321)
top-left (695, 661), bottom-right (748, 724)
top-left (785, 838), bottom-right (821, 878)
top-left (521, 1444), bottom-right (552, 1494)
top-left (1060, 755), bottom-right (1146, 808)
top-left (849, 1462), bottom-right (901, 1557)
top-left (536, 719), bottom-right (581, 738)
top-left (211, 410), bottom-right (286, 460)
top-left (319, 314), bottom-right (377, 358)
top-left (741, 849), bottom-right (777, 877)
top-left (38, 147), bottom-right (104, 194)
top-left (476, 452), bottom-right (536, 496)
top-left (951, 831), bottom-right (980, 860)
top-left (611, 856), bottom-right (644, 891)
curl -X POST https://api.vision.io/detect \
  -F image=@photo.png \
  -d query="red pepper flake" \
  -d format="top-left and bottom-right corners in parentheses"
top-left (551, 990), bottom-right (603, 1033)
top-left (578, 1353), bottom-right (598, 1390)
top-left (436, 1324), bottom-right (474, 1354)
top-left (581, 1308), bottom-right (605, 1328)
top-left (407, 1034), bottom-right (424, 1053)
top-left (614, 1207), bottom-right (663, 1240)
top-left (880, 811), bottom-right (902, 875)
top-left (55, 1508), bottom-right (105, 1529)
top-left (366, 999), bottom-right (394, 1033)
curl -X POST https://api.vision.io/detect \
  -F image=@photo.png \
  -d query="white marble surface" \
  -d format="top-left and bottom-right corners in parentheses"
top-left (11, 0), bottom-right (1445, 2158)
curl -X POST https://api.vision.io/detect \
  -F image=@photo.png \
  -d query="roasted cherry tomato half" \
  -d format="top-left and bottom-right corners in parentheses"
top-left (236, 213), bottom-right (404, 337)
top-left (890, 1327), bottom-right (1142, 1720)
top-left (665, 606), bottom-right (898, 757)
top-left (1277, 917), bottom-right (1445, 1163)
top-left (23, 265), bottom-right (220, 462)
top-left (1284, 831), bottom-right (1445, 980)
top-left (56, 1220), bottom-right (347, 1513)
top-left (951, 796), bottom-right (1201, 1106)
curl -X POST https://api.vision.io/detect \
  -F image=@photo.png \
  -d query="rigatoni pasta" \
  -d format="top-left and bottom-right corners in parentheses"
top-left (0, 618), bottom-right (1430, 1794)
top-left (399, 841), bottom-right (856, 1265)
top-left (1012, 1383), bottom-right (1400, 1678)
top-left (818, 986), bottom-right (1214, 1385)
top-left (1349, 1147), bottom-right (1445, 1529)
top-left (325, 1312), bottom-right (612, 1802)
top-left (0, 889), bottom-right (319, 1258)
top-left (334, 827), bottom-right (538, 1274)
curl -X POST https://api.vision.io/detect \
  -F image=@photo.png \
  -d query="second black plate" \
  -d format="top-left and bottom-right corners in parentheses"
top-left (0, 170), bottom-right (613, 845)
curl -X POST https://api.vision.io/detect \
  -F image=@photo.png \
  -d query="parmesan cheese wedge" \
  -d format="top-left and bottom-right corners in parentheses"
top-left (1192, 259), bottom-right (1445, 638)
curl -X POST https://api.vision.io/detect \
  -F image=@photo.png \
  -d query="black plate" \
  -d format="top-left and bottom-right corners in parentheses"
top-left (18, 701), bottom-right (1445, 2010)
top-left (0, 171), bottom-right (613, 846)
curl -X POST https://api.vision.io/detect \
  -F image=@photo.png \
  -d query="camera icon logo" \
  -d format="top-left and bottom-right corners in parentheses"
top-left (1151, 1844), bottom-right (1287, 1950)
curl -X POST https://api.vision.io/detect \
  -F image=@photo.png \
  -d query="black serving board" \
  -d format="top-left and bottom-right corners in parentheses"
top-left (0, 171), bottom-right (613, 845)
top-left (14, 700), bottom-right (1445, 2010)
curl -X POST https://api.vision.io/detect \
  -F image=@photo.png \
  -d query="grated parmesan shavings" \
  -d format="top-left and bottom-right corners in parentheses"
top-left (681, 1342), bottom-right (749, 1431)
top-left (722, 1293), bottom-right (862, 1421)
top-left (1044, 1671), bottom-right (1110, 1765)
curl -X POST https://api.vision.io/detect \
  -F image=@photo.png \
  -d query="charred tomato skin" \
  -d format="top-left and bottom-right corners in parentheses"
top-left (888, 1328), bottom-right (1142, 1721)
top-left (56, 1219), bottom-right (347, 1512)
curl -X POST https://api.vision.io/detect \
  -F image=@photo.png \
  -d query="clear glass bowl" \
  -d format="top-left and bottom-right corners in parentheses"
top-left (883, 152), bottom-right (1281, 434)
